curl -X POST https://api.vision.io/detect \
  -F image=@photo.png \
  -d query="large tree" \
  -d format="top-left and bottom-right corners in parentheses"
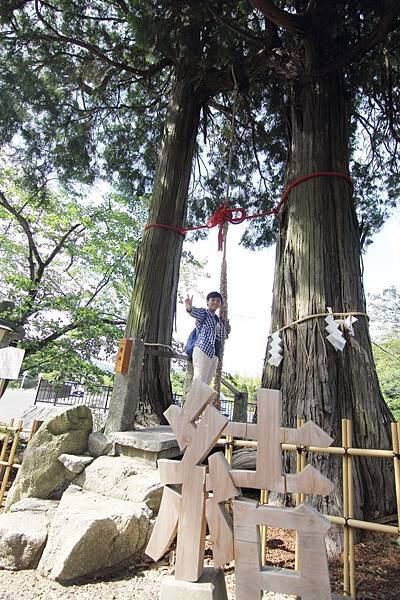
top-left (248, 0), bottom-right (399, 536)
top-left (0, 1), bottom-right (287, 423)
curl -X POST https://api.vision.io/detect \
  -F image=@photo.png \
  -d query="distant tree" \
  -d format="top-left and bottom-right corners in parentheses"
top-left (368, 286), bottom-right (400, 339)
top-left (0, 159), bottom-right (145, 383)
top-left (373, 338), bottom-right (400, 420)
top-left (369, 287), bottom-right (400, 419)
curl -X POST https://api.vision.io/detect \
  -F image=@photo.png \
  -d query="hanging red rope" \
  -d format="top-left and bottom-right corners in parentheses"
top-left (145, 171), bottom-right (353, 251)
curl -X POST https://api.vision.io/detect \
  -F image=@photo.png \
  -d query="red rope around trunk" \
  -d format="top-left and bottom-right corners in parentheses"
top-left (144, 171), bottom-right (353, 251)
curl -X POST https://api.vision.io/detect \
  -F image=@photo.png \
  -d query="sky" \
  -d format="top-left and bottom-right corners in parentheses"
top-left (174, 210), bottom-right (400, 378)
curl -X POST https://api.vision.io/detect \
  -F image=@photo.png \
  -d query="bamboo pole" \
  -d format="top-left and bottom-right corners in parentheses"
top-left (347, 420), bottom-right (356, 599)
top-left (259, 488), bottom-right (269, 566)
top-left (295, 418), bottom-right (302, 571)
top-left (217, 437), bottom-right (395, 458)
top-left (327, 515), bottom-right (399, 534)
top-left (391, 422), bottom-right (400, 536)
top-left (342, 419), bottom-right (350, 596)
top-left (299, 419), bottom-right (306, 504)
top-left (0, 418), bottom-right (14, 481)
top-left (0, 419), bottom-right (23, 507)
top-left (225, 435), bottom-right (234, 465)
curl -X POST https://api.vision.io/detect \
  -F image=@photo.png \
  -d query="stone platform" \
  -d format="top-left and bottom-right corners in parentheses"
top-left (108, 425), bottom-right (182, 466)
top-left (160, 567), bottom-right (228, 600)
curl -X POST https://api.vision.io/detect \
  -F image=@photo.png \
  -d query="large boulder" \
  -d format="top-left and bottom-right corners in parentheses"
top-left (5, 405), bottom-right (92, 510)
top-left (0, 511), bottom-right (49, 570)
top-left (38, 486), bottom-right (152, 582)
top-left (73, 455), bottom-right (163, 514)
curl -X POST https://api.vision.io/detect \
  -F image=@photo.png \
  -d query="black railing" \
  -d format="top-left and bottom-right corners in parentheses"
top-left (34, 379), bottom-right (112, 413)
top-left (172, 392), bottom-right (257, 422)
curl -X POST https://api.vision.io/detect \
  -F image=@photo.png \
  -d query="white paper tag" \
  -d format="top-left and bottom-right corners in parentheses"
top-left (0, 347), bottom-right (25, 379)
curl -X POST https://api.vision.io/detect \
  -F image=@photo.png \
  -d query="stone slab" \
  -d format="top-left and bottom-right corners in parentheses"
top-left (160, 567), bottom-right (228, 600)
top-left (108, 426), bottom-right (181, 465)
top-left (108, 426), bottom-right (179, 452)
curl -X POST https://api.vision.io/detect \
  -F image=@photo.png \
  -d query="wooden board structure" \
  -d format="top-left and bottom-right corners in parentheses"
top-left (146, 384), bottom-right (335, 598)
top-left (234, 499), bottom-right (332, 600)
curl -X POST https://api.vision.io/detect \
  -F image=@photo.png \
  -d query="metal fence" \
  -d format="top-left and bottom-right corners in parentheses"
top-left (34, 379), bottom-right (112, 413)
top-left (173, 392), bottom-right (257, 422)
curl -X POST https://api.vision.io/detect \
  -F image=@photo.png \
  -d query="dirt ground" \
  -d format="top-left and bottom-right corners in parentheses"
top-left (0, 529), bottom-right (398, 599)
top-left (256, 527), bottom-right (400, 600)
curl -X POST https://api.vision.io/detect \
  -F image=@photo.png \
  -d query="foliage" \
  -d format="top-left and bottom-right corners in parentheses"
top-left (170, 369), bottom-right (185, 397)
top-left (372, 337), bottom-right (400, 420)
top-left (368, 287), bottom-right (400, 419)
top-left (368, 286), bottom-right (400, 340)
top-left (0, 2), bottom-right (398, 257)
top-left (0, 159), bottom-right (146, 383)
top-left (222, 372), bottom-right (261, 403)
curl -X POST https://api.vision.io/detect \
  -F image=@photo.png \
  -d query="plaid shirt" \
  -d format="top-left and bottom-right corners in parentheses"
top-left (189, 306), bottom-right (226, 359)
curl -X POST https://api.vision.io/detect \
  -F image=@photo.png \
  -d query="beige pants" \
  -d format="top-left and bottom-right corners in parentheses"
top-left (192, 346), bottom-right (218, 385)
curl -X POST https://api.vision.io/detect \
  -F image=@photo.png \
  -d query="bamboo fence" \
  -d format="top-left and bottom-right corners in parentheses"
top-left (223, 418), bottom-right (400, 600)
top-left (0, 419), bottom-right (40, 507)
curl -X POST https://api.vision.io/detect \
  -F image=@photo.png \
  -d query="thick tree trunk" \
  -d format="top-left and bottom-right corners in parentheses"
top-left (122, 61), bottom-right (201, 426)
top-left (262, 72), bottom-right (394, 552)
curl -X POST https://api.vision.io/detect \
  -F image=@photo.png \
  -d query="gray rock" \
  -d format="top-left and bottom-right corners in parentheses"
top-left (9, 498), bottom-right (59, 520)
top-left (88, 431), bottom-right (115, 457)
top-left (38, 487), bottom-right (152, 582)
top-left (5, 405), bottom-right (93, 510)
top-left (74, 455), bottom-right (163, 514)
top-left (58, 454), bottom-right (94, 474)
top-left (0, 511), bottom-right (49, 570)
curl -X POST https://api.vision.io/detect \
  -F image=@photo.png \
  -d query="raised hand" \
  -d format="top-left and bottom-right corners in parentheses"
top-left (185, 295), bottom-right (193, 312)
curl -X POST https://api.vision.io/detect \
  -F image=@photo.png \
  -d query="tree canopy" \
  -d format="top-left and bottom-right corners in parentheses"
top-left (0, 157), bottom-right (146, 382)
top-left (0, 2), bottom-right (398, 248)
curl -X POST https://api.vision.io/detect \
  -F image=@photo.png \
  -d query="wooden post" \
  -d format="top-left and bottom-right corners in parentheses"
top-left (232, 391), bottom-right (248, 423)
top-left (104, 338), bottom-right (144, 433)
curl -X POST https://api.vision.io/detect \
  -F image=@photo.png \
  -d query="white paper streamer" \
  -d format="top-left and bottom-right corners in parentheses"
top-left (267, 331), bottom-right (283, 367)
top-left (325, 307), bottom-right (346, 351)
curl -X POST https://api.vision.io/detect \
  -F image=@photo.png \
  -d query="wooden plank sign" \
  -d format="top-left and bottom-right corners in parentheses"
top-left (114, 338), bottom-right (133, 374)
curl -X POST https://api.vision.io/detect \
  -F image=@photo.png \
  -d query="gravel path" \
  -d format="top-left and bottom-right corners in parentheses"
top-left (0, 565), bottom-right (294, 600)
top-left (0, 564), bottom-right (175, 600)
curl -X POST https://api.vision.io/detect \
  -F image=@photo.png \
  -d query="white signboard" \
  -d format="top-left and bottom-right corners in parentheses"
top-left (0, 347), bottom-right (25, 379)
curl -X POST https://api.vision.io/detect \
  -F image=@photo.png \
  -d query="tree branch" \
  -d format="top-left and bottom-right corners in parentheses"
top-left (42, 223), bottom-right (84, 269)
top-left (33, 0), bottom-right (171, 79)
top-left (0, 189), bottom-right (43, 279)
top-left (315, 2), bottom-right (400, 78)
top-left (248, 0), bottom-right (308, 34)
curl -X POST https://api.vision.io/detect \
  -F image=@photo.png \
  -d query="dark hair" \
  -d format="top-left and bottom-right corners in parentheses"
top-left (206, 291), bottom-right (223, 304)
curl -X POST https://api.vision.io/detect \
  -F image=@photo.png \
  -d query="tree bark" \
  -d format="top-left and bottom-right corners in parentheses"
top-left (120, 53), bottom-right (201, 426)
top-left (263, 72), bottom-right (395, 553)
